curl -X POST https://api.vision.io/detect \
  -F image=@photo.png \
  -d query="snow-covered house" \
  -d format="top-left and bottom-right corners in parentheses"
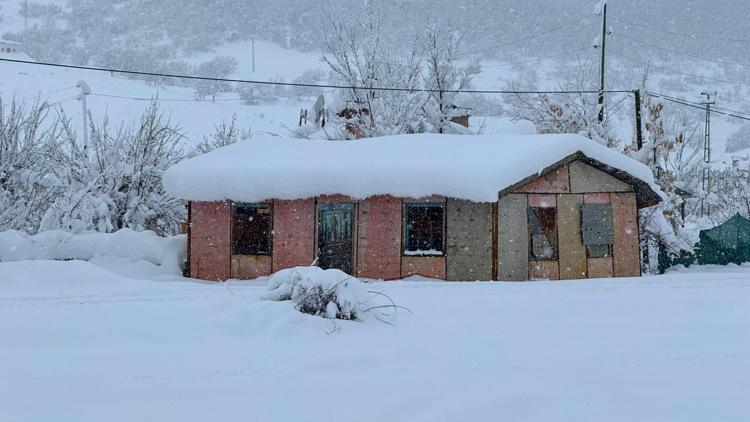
top-left (163, 134), bottom-right (661, 281)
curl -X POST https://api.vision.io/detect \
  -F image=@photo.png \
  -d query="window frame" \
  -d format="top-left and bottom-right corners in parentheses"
top-left (231, 202), bottom-right (273, 256)
top-left (527, 206), bottom-right (559, 261)
top-left (403, 202), bottom-right (446, 257)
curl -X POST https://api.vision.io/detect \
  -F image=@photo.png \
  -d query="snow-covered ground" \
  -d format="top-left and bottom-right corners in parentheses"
top-left (1, 258), bottom-right (747, 421)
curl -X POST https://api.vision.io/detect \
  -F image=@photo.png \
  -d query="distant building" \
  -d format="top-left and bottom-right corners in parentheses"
top-left (0, 40), bottom-right (23, 54)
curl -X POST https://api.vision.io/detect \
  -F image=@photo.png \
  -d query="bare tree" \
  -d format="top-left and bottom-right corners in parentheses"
top-left (423, 22), bottom-right (479, 133)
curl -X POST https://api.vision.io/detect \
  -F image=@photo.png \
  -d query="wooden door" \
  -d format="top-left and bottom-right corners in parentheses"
top-left (318, 203), bottom-right (355, 274)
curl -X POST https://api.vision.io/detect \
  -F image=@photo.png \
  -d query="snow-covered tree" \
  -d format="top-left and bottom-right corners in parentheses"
top-left (502, 66), bottom-right (615, 147)
top-left (193, 56), bottom-right (238, 101)
top-left (0, 99), bottom-right (62, 233)
top-left (322, 2), bottom-right (425, 138)
top-left (192, 115), bottom-right (251, 155)
top-left (422, 22), bottom-right (480, 134)
top-left (40, 102), bottom-right (186, 235)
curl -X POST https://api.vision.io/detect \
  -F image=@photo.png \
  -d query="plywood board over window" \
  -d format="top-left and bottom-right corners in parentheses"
top-left (497, 194), bottom-right (528, 281)
top-left (558, 194), bottom-right (587, 280)
top-left (446, 199), bottom-right (493, 281)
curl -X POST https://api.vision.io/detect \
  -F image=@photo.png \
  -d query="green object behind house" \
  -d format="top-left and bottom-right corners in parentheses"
top-left (696, 213), bottom-right (750, 266)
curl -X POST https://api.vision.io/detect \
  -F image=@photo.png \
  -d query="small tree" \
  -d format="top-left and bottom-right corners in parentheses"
top-left (193, 56), bottom-right (238, 101)
top-left (422, 22), bottom-right (479, 134)
top-left (501, 62), bottom-right (615, 147)
top-left (192, 115), bottom-right (252, 156)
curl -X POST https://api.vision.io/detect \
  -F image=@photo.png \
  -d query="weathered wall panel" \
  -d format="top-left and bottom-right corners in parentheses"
top-left (498, 193), bottom-right (529, 281)
top-left (357, 196), bottom-right (402, 280)
top-left (612, 192), bottom-right (641, 277)
top-left (528, 193), bottom-right (557, 208)
top-left (584, 192), bottom-right (611, 204)
top-left (273, 199), bottom-right (315, 272)
top-left (190, 201), bottom-right (231, 281)
top-left (529, 260), bottom-right (560, 280)
top-left (446, 199), bottom-right (493, 281)
top-left (570, 161), bottom-right (633, 193)
top-left (231, 255), bottom-right (272, 279)
top-left (401, 256), bottom-right (446, 279)
top-left (588, 257), bottom-right (614, 278)
top-left (558, 194), bottom-right (587, 280)
top-left (514, 165), bottom-right (570, 193)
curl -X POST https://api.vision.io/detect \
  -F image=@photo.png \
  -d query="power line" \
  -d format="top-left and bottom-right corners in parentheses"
top-left (0, 57), bottom-right (634, 95)
top-left (90, 89), bottom-right (337, 103)
top-left (613, 32), bottom-right (750, 68)
top-left (609, 50), bottom-right (750, 87)
top-left (611, 17), bottom-right (750, 44)
top-left (457, 14), bottom-right (595, 57)
top-left (646, 91), bottom-right (750, 121)
top-left (19, 85), bottom-right (76, 101)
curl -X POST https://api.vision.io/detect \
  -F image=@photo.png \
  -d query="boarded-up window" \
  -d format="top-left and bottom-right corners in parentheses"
top-left (582, 203), bottom-right (613, 258)
top-left (528, 207), bottom-right (558, 260)
top-left (404, 203), bottom-right (444, 255)
top-left (232, 203), bottom-right (272, 255)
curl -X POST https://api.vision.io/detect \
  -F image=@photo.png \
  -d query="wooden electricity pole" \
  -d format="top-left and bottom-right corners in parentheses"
top-left (598, 1), bottom-right (608, 123)
top-left (634, 89), bottom-right (643, 150)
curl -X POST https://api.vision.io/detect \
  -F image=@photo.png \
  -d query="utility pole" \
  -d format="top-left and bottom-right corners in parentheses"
top-left (24, 0), bottom-right (29, 32)
top-left (700, 91), bottom-right (716, 217)
top-left (633, 89), bottom-right (644, 150)
top-left (597, 1), bottom-right (608, 123)
top-left (76, 80), bottom-right (92, 155)
top-left (251, 38), bottom-right (256, 73)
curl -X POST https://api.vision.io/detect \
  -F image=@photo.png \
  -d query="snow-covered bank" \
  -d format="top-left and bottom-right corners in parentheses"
top-left (0, 260), bottom-right (747, 421)
top-left (0, 229), bottom-right (186, 275)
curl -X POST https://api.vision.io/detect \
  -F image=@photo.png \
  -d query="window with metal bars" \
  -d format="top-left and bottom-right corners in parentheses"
top-left (404, 203), bottom-right (445, 256)
top-left (231, 203), bottom-right (272, 255)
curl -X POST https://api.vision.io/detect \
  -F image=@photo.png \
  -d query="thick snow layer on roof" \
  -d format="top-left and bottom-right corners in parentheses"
top-left (163, 133), bottom-right (658, 203)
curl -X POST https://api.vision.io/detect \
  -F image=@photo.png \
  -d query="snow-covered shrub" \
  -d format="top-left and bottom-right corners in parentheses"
top-left (263, 267), bottom-right (374, 320)
top-left (39, 102), bottom-right (186, 235)
top-left (191, 115), bottom-right (251, 156)
top-left (0, 99), bottom-right (62, 233)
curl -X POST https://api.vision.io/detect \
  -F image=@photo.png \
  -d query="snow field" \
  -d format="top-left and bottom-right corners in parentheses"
top-left (0, 259), bottom-right (747, 421)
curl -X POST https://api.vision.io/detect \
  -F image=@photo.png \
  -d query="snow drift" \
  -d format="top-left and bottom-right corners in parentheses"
top-left (163, 133), bottom-right (660, 203)
top-left (0, 229), bottom-right (186, 274)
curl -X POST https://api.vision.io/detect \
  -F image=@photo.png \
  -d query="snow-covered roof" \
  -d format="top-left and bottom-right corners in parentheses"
top-left (163, 133), bottom-right (661, 206)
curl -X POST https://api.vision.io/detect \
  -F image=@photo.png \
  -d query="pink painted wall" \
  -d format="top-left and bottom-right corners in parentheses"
top-left (190, 201), bottom-right (231, 281)
top-left (588, 257), bottom-right (614, 278)
top-left (584, 193), bottom-right (610, 204)
top-left (612, 192), bottom-right (641, 277)
top-left (529, 260), bottom-right (560, 280)
top-left (356, 196), bottom-right (402, 280)
top-left (514, 165), bottom-right (570, 193)
top-left (273, 199), bottom-right (316, 271)
top-left (232, 255), bottom-right (272, 279)
top-left (401, 256), bottom-right (446, 280)
top-left (528, 193), bottom-right (557, 208)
